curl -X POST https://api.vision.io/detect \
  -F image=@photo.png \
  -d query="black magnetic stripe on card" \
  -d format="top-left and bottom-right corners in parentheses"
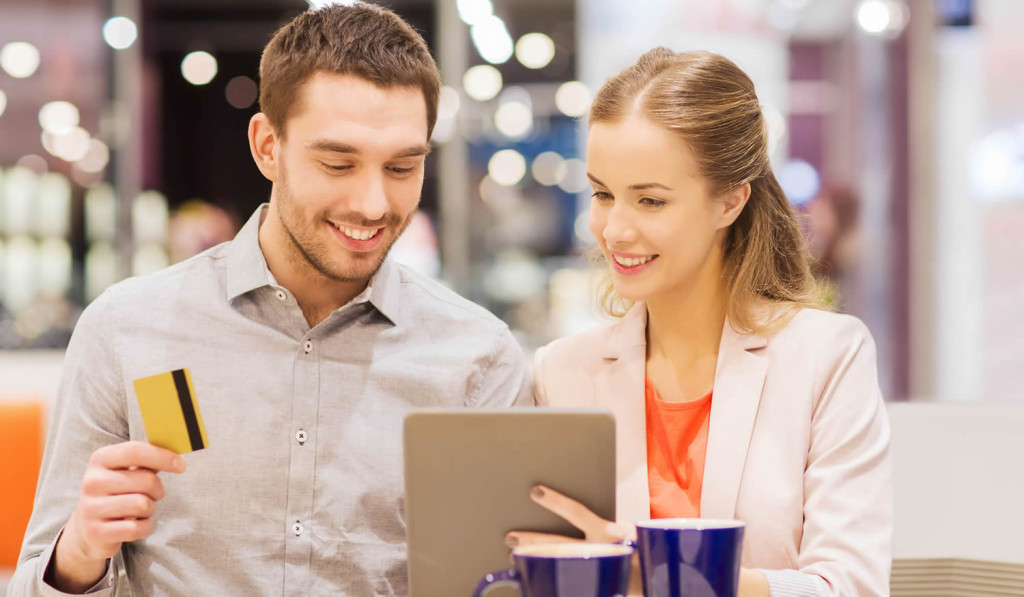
top-left (171, 369), bottom-right (205, 451)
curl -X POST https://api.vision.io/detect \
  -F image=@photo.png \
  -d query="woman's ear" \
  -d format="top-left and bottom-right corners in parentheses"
top-left (248, 113), bottom-right (279, 182)
top-left (717, 182), bottom-right (751, 229)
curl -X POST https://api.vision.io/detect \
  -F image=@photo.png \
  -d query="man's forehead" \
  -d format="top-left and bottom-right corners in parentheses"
top-left (290, 72), bottom-right (426, 122)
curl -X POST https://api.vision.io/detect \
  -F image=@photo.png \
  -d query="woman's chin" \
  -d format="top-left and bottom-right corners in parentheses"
top-left (611, 285), bottom-right (648, 304)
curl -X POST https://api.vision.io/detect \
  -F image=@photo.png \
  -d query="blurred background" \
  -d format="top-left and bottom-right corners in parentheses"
top-left (2, 0), bottom-right (1024, 588)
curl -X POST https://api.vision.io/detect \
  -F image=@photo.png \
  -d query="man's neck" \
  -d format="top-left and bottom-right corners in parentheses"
top-left (257, 207), bottom-right (369, 328)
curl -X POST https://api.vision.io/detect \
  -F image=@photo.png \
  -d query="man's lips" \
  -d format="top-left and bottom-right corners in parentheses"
top-left (329, 222), bottom-right (385, 252)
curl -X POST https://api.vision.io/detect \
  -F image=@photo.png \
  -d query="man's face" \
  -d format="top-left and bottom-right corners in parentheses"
top-left (270, 72), bottom-right (429, 284)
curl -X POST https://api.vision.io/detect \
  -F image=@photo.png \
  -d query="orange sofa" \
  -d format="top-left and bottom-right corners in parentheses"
top-left (0, 401), bottom-right (45, 567)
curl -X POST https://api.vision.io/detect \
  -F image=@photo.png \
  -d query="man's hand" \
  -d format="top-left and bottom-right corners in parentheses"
top-left (48, 441), bottom-right (185, 593)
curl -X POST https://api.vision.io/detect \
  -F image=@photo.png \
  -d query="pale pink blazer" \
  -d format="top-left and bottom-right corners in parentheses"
top-left (533, 303), bottom-right (893, 596)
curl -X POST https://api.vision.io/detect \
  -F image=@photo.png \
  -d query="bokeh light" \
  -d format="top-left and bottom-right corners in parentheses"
top-left (463, 65), bottom-right (503, 102)
top-left (488, 149), bottom-right (527, 186)
top-left (103, 17), bottom-right (138, 50)
top-left (225, 76), bottom-right (258, 109)
top-left (42, 127), bottom-right (91, 162)
top-left (38, 101), bottom-right (80, 136)
top-left (515, 33), bottom-right (555, 70)
top-left (76, 139), bottom-right (111, 174)
top-left (531, 151), bottom-right (564, 186)
top-left (555, 81), bottom-right (591, 118)
top-left (556, 158), bottom-right (588, 193)
top-left (456, 0), bottom-right (493, 26)
top-left (15, 155), bottom-right (48, 174)
top-left (471, 16), bottom-right (514, 64)
top-left (856, 0), bottom-right (908, 36)
top-left (494, 100), bottom-right (533, 139)
top-left (1, 42), bottom-right (41, 79)
top-left (181, 51), bottom-right (218, 86)
top-left (777, 159), bottom-right (821, 206)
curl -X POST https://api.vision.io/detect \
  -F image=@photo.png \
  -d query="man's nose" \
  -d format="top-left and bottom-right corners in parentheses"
top-left (351, 172), bottom-right (388, 221)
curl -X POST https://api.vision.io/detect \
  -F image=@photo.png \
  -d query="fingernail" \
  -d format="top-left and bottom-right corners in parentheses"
top-left (173, 457), bottom-right (186, 472)
top-left (505, 534), bottom-right (519, 548)
top-left (531, 486), bottom-right (545, 500)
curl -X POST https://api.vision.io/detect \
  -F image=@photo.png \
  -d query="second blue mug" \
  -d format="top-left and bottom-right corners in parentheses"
top-left (636, 518), bottom-right (745, 597)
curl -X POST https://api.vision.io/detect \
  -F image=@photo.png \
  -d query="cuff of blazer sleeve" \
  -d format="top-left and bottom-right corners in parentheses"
top-left (36, 529), bottom-right (116, 596)
top-left (758, 568), bottom-right (826, 597)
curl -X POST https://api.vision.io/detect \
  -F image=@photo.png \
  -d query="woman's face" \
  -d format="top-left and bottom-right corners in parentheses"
top-left (586, 115), bottom-right (745, 304)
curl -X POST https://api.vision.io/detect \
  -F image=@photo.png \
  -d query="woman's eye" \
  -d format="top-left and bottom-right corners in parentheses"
top-left (640, 197), bottom-right (666, 207)
top-left (591, 191), bottom-right (613, 201)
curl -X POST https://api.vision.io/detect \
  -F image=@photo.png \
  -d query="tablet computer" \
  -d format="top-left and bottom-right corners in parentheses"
top-left (403, 408), bottom-right (616, 597)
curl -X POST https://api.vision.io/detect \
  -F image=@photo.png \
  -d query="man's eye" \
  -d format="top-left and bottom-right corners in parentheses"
top-left (324, 164), bottom-right (352, 172)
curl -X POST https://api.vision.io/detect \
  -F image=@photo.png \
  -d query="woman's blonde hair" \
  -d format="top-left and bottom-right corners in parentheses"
top-left (589, 48), bottom-right (826, 334)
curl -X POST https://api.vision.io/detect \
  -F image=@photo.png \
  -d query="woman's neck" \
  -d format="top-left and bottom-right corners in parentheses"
top-left (645, 263), bottom-right (729, 364)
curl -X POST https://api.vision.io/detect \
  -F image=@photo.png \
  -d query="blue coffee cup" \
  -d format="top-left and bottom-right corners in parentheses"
top-left (635, 519), bottom-right (744, 597)
top-left (473, 543), bottom-right (634, 597)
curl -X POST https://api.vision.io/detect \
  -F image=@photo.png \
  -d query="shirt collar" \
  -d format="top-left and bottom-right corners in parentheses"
top-left (226, 204), bottom-right (402, 325)
top-left (225, 205), bottom-right (273, 301)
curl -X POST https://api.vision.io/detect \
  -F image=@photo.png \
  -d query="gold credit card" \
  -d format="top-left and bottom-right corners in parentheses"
top-left (133, 368), bottom-right (208, 454)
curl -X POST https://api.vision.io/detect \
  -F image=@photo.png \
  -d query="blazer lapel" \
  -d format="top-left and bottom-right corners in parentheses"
top-left (593, 304), bottom-right (650, 523)
top-left (700, 319), bottom-right (767, 520)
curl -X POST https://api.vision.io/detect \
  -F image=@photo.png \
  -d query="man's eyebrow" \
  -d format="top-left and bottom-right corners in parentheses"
top-left (305, 140), bottom-right (432, 159)
top-left (587, 174), bottom-right (673, 192)
top-left (307, 140), bottom-right (359, 154)
top-left (392, 144), bottom-right (432, 159)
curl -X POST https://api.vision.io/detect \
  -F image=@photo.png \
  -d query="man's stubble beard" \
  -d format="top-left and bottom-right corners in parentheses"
top-left (276, 162), bottom-right (417, 284)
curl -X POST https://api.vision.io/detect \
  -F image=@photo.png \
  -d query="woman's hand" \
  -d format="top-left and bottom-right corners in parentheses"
top-left (507, 485), bottom-right (642, 594)
top-left (504, 484), bottom-right (635, 548)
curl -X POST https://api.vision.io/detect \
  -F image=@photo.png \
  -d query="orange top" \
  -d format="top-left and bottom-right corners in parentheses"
top-left (645, 377), bottom-right (713, 519)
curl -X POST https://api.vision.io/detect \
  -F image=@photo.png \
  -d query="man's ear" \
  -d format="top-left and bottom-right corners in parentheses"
top-left (248, 113), bottom-right (279, 182)
top-left (717, 182), bottom-right (751, 229)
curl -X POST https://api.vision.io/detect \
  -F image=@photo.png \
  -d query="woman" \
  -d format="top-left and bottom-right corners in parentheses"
top-left (508, 49), bottom-right (892, 596)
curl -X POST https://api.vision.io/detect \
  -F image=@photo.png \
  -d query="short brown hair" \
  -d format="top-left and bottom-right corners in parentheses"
top-left (590, 48), bottom-right (825, 334)
top-left (259, 3), bottom-right (440, 138)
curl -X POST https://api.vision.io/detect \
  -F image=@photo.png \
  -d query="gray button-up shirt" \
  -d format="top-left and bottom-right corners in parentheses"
top-left (10, 206), bottom-right (532, 597)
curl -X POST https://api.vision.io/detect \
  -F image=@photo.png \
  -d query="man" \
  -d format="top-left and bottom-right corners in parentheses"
top-left (10, 4), bottom-right (531, 596)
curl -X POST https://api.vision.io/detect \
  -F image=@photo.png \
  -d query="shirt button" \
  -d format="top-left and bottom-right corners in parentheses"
top-left (275, 289), bottom-right (287, 301)
top-left (303, 340), bottom-right (313, 354)
top-left (296, 429), bottom-right (307, 445)
top-left (292, 521), bottom-right (304, 536)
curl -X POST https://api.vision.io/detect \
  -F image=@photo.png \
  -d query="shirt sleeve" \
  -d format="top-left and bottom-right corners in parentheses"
top-left (466, 322), bottom-right (533, 408)
top-left (795, 315), bottom-right (893, 596)
top-left (759, 568), bottom-right (827, 596)
top-left (7, 289), bottom-right (130, 596)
